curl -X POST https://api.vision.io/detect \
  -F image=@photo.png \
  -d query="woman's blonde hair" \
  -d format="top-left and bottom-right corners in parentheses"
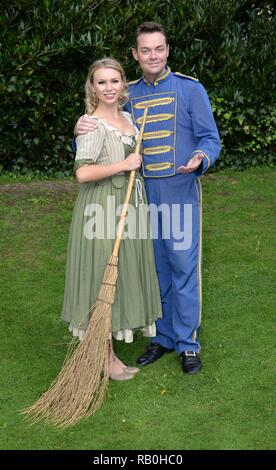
top-left (85, 58), bottom-right (128, 114)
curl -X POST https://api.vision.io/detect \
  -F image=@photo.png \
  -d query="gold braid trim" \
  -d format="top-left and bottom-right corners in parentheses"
top-left (143, 130), bottom-right (173, 140)
top-left (134, 97), bottom-right (175, 109)
top-left (174, 72), bottom-right (199, 82)
top-left (136, 113), bottom-right (174, 125)
top-left (144, 145), bottom-right (173, 155)
top-left (145, 162), bottom-right (173, 171)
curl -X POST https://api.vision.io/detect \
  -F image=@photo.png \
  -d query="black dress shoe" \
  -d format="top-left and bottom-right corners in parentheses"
top-left (181, 351), bottom-right (202, 374)
top-left (136, 343), bottom-right (174, 366)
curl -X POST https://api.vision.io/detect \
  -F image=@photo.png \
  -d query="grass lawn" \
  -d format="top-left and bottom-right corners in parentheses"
top-left (0, 167), bottom-right (275, 450)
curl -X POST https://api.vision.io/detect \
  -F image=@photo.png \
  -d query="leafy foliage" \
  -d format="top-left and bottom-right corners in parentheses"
top-left (0, 0), bottom-right (275, 174)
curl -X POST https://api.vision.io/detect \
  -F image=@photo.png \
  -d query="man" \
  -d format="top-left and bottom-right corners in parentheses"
top-left (75, 21), bottom-right (221, 374)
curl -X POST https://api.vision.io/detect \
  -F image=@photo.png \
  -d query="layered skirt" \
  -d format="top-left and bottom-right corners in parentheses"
top-left (61, 173), bottom-right (162, 342)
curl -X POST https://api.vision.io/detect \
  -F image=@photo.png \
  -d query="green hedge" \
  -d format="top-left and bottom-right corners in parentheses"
top-left (0, 0), bottom-right (275, 175)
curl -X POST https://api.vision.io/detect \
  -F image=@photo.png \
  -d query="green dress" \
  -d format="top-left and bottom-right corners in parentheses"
top-left (61, 113), bottom-right (162, 342)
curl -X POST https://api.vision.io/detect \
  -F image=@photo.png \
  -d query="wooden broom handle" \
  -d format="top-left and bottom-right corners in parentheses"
top-left (112, 106), bottom-right (148, 257)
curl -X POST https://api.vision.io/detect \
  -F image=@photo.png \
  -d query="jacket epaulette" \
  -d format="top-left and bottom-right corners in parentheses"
top-left (128, 77), bottom-right (143, 86)
top-left (174, 72), bottom-right (199, 82)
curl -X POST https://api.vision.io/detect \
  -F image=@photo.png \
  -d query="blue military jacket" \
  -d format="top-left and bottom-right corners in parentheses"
top-left (125, 67), bottom-right (221, 178)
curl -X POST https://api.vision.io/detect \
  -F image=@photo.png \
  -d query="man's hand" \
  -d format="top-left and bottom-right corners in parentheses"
top-left (177, 153), bottom-right (204, 174)
top-left (74, 114), bottom-right (97, 136)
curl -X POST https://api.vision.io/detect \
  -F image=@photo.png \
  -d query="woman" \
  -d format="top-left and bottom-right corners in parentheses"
top-left (61, 58), bottom-right (162, 380)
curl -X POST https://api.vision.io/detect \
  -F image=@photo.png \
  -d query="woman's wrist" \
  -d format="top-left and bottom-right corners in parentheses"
top-left (118, 160), bottom-right (126, 172)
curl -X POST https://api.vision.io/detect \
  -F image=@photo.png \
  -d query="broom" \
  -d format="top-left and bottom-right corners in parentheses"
top-left (22, 106), bottom-right (149, 428)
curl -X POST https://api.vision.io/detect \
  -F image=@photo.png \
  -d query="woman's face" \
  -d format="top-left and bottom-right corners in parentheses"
top-left (92, 67), bottom-right (124, 106)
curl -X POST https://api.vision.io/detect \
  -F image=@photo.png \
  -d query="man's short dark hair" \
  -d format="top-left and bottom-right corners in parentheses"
top-left (133, 21), bottom-right (168, 49)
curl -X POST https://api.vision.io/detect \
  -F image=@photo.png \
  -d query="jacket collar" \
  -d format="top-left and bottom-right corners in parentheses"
top-left (143, 67), bottom-right (171, 86)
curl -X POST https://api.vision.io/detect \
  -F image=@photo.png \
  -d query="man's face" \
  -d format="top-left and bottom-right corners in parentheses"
top-left (132, 32), bottom-right (169, 82)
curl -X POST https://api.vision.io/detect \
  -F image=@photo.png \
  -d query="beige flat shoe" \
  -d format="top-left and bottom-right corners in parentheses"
top-left (124, 366), bottom-right (140, 374)
top-left (109, 372), bottom-right (134, 381)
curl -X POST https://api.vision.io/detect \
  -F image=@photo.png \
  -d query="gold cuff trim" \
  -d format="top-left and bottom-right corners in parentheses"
top-left (144, 145), bottom-right (173, 155)
top-left (136, 113), bottom-right (174, 125)
top-left (143, 130), bottom-right (173, 140)
top-left (134, 97), bottom-right (175, 109)
top-left (192, 150), bottom-right (210, 170)
top-left (145, 162), bottom-right (173, 171)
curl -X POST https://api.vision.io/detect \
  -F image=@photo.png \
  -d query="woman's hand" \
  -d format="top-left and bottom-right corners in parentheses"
top-left (122, 153), bottom-right (142, 171)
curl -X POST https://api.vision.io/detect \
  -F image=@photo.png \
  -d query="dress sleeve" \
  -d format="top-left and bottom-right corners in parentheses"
top-left (74, 122), bottom-right (105, 172)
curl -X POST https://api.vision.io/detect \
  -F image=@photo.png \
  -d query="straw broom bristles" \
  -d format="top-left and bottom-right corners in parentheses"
top-left (22, 255), bottom-right (118, 428)
top-left (22, 106), bottom-right (148, 428)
